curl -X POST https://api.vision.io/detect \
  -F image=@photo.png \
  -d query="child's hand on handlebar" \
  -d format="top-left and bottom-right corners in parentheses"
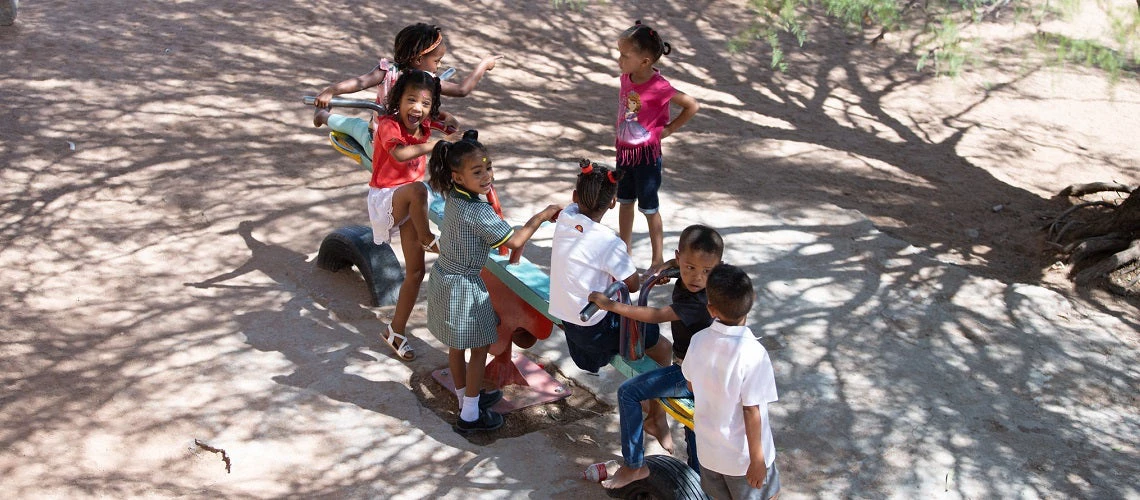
top-left (441, 129), bottom-right (465, 142)
top-left (587, 291), bottom-right (615, 311)
top-left (314, 88), bottom-right (336, 108)
top-left (645, 259), bottom-right (677, 285)
top-left (539, 204), bottom-right (562, 222)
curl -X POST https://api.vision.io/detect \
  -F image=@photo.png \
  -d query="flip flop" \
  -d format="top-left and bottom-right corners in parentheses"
top-left (382, 324), bottom-right (415, 361)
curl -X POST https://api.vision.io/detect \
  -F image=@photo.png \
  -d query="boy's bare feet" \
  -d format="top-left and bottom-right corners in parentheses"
top-left (602, 465), bottom-right (650, 490)
top-left (313, 108), bottom-right (330, 128)
top-left (643, 410), bottom-right (675, 454)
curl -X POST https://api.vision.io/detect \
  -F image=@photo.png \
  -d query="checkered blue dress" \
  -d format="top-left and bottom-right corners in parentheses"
top-left (427, 188), bottom-right (514, 349)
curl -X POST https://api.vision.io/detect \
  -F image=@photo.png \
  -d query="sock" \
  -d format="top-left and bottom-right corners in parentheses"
top-left (460, 394), bottom-right (480, 422)
top-left (454, 387), bottom-right (465, 403)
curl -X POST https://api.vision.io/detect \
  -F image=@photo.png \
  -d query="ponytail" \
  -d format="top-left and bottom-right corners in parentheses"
top-left (428, 130), bottom-right (486, 193)
top-left (621, 20), bottom-right (672, 61)
top-left (428, 140), bottom-right (454, 193)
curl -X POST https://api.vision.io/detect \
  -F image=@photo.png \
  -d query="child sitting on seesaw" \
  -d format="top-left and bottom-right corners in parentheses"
top-left (585, 224), bottom-right (724, 489)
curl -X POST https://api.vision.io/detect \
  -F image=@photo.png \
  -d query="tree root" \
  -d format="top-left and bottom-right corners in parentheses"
top-left (1058, 182), bottom-right (1134, 198)
top-left (1065, 232), bottom-right (1131, 261)
top-left (1046, 181), bottom-right (1140, 295)
top-left (1046, 201), bottom-right (1115, 241)
top-left (1075, 239), bottom-right (1140, 285)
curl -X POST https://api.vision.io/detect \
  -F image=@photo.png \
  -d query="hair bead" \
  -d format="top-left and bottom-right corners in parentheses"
top-left (579, 158), bottom-right (594, 175)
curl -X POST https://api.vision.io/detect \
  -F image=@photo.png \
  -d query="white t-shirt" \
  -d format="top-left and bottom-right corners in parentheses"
top-left (683, 320), bottom-right (779, 476)
top-left (548, 203), bottom-right (637, 326)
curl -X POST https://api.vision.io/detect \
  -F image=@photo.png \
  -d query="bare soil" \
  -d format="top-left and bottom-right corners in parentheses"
top-left (2, 0), bottom-right (1138, 498)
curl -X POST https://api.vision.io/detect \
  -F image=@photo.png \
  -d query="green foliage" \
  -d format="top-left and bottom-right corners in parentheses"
top-left (1035, 32), bottom-right (1139, 80)
top-left (730, 0), bottom-right (1137, 77)
top-left (551, 0), bottom-right (591, 11)
top-left (554, 0), bottom-right (1139, 78)
top-left (916, 19), bottom-right (970, 75)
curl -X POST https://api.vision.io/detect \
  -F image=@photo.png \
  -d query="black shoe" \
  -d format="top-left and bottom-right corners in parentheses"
top-left (478, 389), bottom-right (503, 410)
top-left (454, 408), bottom-right (505, 434)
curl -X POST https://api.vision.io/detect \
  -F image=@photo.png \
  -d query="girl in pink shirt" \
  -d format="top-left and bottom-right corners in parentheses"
top-left (614, 20), bottom-right (700, 269)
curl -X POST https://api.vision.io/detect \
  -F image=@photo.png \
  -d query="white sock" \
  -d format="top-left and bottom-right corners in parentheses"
top-left (460, 394), bottom-right (480, 422)
top-left (454, 387), bottom-right (466, 403)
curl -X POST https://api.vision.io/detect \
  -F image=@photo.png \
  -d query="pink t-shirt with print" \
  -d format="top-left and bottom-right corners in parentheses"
top-left (615, 70), bottom-right (676, 165)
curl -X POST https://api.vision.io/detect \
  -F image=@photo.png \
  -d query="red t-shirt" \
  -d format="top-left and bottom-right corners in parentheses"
top-left (370, 115), bottom-right (431, 189)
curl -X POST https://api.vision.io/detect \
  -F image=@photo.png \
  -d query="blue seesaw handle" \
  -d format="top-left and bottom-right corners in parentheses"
top-left (579, 281), bottom-right (627, 322)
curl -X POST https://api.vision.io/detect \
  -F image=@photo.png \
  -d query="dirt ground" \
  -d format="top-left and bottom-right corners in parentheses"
top-left (2, 0), bottom-right (1139, 498)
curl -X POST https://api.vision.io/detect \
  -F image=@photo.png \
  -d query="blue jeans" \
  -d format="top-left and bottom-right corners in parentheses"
top-left (617, 363), bottom-right (699, 471)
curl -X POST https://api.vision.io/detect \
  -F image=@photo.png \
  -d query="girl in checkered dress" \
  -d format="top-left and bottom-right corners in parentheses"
top-left (425, 130), bottom-right (562, 434)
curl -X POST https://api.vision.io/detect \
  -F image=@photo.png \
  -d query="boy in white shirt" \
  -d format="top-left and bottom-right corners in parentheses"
top-left (683, 264), bottom-right (780, 499)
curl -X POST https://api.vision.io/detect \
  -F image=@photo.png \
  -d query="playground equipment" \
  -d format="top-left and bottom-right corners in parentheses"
top-left (304, 95), bottom-right (703, 498)
top-left (302, 94), bottom-right (567, 399)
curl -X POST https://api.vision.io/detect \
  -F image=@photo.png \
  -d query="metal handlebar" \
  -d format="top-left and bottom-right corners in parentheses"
top-left (576, 266), bottom-right (681, 322)
top-left (301, 96), bottom-right (385, 114)
top-left (579, 280), bottom-right (628, 322)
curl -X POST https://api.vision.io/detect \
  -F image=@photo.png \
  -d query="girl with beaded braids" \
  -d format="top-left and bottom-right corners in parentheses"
top-left (548, 159), bottom-right (674, 375)
top-left (312, 23), bottom-right (502, 163)
top-left (425, 130), bottom-right (561, 434)
top-left (614, 20), bottom-right (700, 269)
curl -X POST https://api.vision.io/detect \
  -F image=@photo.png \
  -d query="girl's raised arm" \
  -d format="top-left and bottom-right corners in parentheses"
top-left (441, 55), bottom-right (503, 98)
top-left (315, 65), bottom-right (388, 108)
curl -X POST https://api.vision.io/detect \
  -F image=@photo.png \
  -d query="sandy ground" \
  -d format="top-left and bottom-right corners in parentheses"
top-left (2, 0), bottom-right (1139, 498)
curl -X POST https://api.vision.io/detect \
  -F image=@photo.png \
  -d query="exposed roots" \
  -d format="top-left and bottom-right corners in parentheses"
top-left (1058, 181), bottom-right (1133, 198)
top-left (1046, 181), bottom-right (1140, 295)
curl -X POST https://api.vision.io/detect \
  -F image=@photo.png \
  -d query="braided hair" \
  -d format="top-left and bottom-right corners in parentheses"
top-left (620, 20), bottom-right (672, 62)
top-left (428, 130), bottom-right (486, 193)
top-left (575, 158), bottom-right (623, 215)
top-left (385, 69), bottom-right (442, 119)
top-left (392, 23), bottom-right (443, 67)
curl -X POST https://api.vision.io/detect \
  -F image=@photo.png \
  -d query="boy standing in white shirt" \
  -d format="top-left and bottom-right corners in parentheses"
top-left (683, 264), bottom-right (780, 499)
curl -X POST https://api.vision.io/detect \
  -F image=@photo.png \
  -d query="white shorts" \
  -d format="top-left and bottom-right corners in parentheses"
top-left (366, 186), bottom-right (409, 245)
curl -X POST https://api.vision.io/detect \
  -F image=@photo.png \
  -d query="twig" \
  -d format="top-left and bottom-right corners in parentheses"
top-left (194, 439), bottom-right (232, 474)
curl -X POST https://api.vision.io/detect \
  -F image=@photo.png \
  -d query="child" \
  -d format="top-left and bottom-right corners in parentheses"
top-left (313, 23), bottom-right (502, 164)
top-left (368, 69), bottom-right (462, 362)
top-left (425, 130), bottom-right (561, 433)
top-left (683, 264), bottom-right (781, 500)
top-left (613, 20), bottom-right (699, 268)
top-left (585, 224), bottom-right (723, 489)
top-left (548, 159), bottom-right (674, 374)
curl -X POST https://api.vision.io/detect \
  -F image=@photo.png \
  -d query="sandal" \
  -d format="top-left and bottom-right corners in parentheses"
top-left (381, 324), bottom-right (416, 361)
top-left (422, 234), bottom-right (440, 253)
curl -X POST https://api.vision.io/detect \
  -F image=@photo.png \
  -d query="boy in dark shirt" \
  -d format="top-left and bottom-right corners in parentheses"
top-left (586, 225), bottom-right (723, 489)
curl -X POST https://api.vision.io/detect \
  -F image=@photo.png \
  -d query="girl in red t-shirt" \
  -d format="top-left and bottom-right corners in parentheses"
top-left (368, 70), bottom-right (461, 362)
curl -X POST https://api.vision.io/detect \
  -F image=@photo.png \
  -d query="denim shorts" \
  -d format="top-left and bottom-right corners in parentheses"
top-left (616, 157), bottom-right (663, 215)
